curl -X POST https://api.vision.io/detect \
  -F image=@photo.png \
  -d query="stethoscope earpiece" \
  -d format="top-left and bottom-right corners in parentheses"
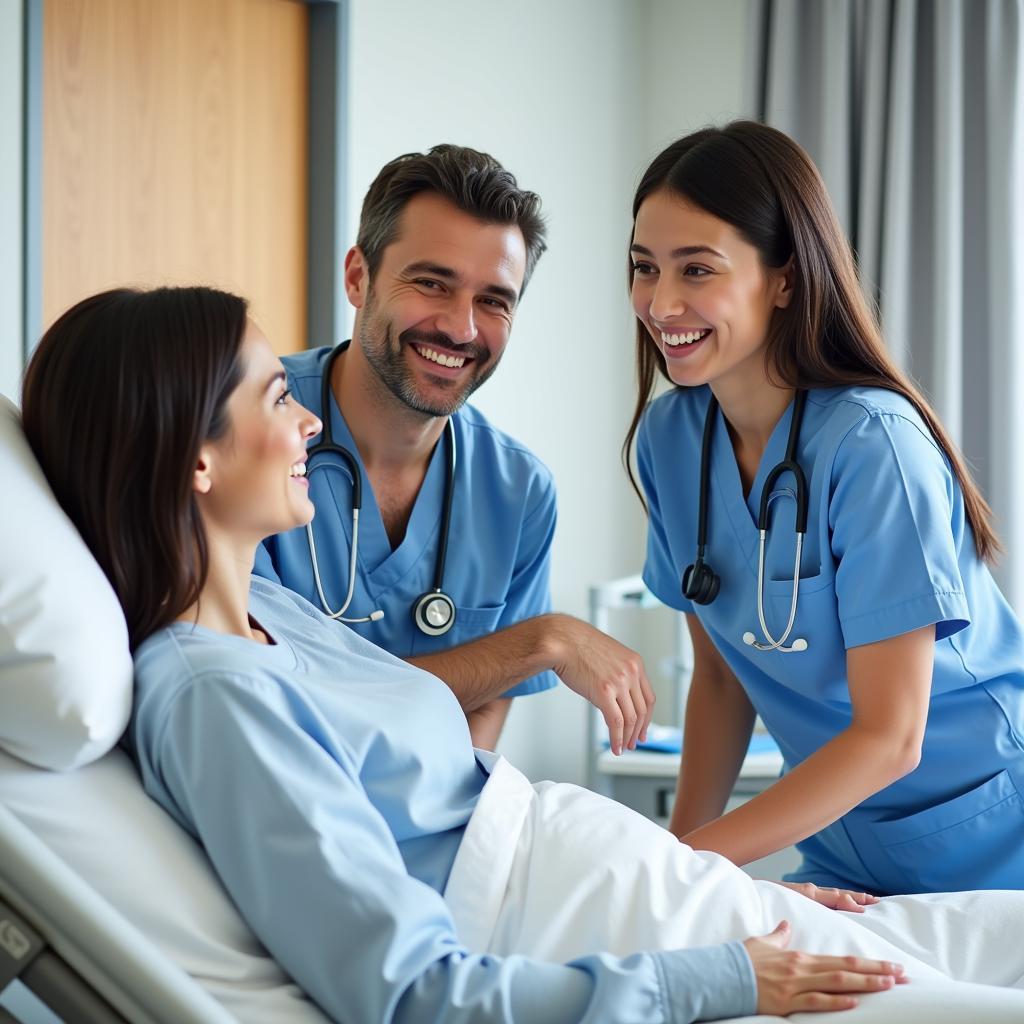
top-left (742, 631), bottom-right (807, 652)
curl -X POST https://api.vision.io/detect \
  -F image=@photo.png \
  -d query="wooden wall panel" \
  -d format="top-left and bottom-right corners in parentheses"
top-left (43, 0), bottom-right (308, 354)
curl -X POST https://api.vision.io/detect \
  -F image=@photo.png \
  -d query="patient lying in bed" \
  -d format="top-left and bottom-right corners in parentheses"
top-left (10, 284), bottom-right (1024, 1023)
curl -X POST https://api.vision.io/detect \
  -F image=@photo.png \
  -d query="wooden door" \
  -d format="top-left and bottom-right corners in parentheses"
top-left (42, 0), bottom-right (309, 354)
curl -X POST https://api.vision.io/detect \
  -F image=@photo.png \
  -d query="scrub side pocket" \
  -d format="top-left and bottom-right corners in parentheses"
top-left (868, 770), bottom-right (1024, 892)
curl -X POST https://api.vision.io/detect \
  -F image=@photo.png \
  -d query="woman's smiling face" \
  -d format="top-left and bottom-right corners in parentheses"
top-left (196, 321), bottom-right (322, 544)
top-left (630, 189), bottom-right (792, 392)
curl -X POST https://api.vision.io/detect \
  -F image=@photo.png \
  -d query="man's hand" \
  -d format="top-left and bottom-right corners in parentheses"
top-left (547, 616), bottom-right (654, 754)
top-left (744, 920), bottom-right (905, 1015)
top-left (774, 880), bottom-right (881, 914)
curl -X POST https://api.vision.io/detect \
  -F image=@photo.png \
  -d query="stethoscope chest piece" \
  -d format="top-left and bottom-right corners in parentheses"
top-left (682, 558), bottom-right (720, 605)
top-left (413, 590), bottom-right (456, 637)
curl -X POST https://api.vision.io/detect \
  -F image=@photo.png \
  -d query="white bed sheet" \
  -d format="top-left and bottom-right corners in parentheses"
top-left (447, 755), bottom-right (1024, 1023)
top-left (0, 747), bottom-right (328, 1023)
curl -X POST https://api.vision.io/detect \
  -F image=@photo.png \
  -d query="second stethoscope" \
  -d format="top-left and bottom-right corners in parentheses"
top-left (303, 344), bottom-right (459, 637)
top-left (681, 390), bottom-right (810, 653)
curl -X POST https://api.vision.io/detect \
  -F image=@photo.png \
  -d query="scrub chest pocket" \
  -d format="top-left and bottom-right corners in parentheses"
top-left (411, 604), bottom-right (506, 656)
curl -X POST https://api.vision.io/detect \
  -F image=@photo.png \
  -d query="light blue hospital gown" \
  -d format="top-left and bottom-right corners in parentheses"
top-left (130, 577), bottom-right (755, 1024)
top-left (254, 343), bottom-right (558, 698)
top-left (640, 384), bottom-right (1024, 895)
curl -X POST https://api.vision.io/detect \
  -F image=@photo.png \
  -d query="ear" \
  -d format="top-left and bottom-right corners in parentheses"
top-left (773, 256), bottom-right (796, 310)
top-left (193, 447), bottom-right (214, 495)
top-left (343, 245), bottom-right (370, 309)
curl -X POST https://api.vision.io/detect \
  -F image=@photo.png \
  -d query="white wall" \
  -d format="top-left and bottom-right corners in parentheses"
top-left (347, 0), bottom-right (754, 783)
top-left (0, 0), bottom-right (23, 403)
top-left (0, 0), bottom-right (755, 782)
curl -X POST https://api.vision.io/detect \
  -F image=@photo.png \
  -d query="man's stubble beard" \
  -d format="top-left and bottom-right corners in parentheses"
top-left (357, 296), bottom-right (502, 418)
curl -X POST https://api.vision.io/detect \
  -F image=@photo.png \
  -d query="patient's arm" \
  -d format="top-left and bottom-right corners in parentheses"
top-left (408, 613), bottom-right (656, 755)
top-left (669, 614), bottom-right (756, 839)
top-left (139, 670), bottom-right (760, 1024)
top-left (681, 625), bottom-right (934, 867)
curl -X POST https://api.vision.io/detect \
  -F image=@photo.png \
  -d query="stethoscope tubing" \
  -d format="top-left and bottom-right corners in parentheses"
top-left (686, 389), bottom-right (810, 653)
top-left (302, 344), bottom-right (457, 630)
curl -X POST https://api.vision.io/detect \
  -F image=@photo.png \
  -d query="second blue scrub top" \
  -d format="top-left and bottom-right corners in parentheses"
top-left (640, 384), bottom-right (1024, 895)
top-left (255, 344), bottom-right (558, 698)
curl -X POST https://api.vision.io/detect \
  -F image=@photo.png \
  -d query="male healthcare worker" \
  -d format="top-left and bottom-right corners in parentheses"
top-left (256, 145), bottom-right (654, 750)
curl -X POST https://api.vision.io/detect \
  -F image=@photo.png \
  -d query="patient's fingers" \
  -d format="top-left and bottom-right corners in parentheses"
top-left (802, 956), bottom-right (905, 978)
top-left (744, 925), bottom-right (904, 1016)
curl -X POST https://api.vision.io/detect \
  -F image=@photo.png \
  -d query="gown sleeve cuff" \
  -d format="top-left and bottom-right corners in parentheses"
top-left (652, 940), bottom-right (757, 1022)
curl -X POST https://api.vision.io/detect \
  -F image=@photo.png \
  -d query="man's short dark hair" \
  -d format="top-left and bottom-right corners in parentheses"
top-left (356, 144), bottom-right (547, 295)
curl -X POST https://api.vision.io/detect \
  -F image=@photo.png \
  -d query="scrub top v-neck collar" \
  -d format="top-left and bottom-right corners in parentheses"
top-left (710, 392), bottom-right (799, 557)
top-left (316, 375), bottom-right (450, 594)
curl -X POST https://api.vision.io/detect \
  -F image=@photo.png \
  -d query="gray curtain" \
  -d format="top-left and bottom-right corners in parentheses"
top-left (756, 0), bottom-right (1024, 609)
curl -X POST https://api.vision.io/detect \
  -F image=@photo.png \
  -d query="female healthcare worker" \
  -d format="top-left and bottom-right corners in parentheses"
top-left (626, 121), bottom-right (1024, 896)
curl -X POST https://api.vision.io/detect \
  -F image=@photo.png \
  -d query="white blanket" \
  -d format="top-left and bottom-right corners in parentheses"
top-left (446, 756), bottom-right (1024, 1023)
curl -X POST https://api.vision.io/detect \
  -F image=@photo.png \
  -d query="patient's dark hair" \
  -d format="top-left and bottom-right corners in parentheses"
top-left (21, 286), bottom-right (247, 650)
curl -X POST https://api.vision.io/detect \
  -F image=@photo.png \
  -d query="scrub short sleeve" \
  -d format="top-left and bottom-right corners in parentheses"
top-left (830, 412), bottom-right (970, 648)
top-left (638, 412), bottom-right (694, 614)
top-left (497, 473), bottom-right (559, 698)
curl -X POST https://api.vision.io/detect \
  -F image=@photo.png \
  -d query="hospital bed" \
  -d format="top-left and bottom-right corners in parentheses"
top-left (4, 393), bottom-right (1024, 1024)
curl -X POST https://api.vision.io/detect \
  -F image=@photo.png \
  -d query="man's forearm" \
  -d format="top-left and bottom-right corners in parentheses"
top-left (406, 615), bottom-right (562, 711)
top-left (407, 612), bottom-right (655, 756)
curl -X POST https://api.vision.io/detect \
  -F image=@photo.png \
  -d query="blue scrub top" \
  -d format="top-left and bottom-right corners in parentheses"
top-left (255, 344), bottom-right (558, 698)
top-left (640, 384), bottom-right (1024, 895)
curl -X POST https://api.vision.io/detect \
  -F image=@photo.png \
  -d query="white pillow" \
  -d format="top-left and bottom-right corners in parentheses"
top-left (0, 394), bottom-right (132, 769)
top-left (0, 747), bottom-right (329, 1022)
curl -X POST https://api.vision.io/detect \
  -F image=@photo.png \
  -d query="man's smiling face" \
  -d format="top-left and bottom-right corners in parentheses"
top-left (349, 192), bottom-right (527, 418)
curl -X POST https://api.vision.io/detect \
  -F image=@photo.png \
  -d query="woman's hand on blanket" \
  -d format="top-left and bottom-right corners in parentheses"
top-left (744, 920), bottom-right (906, 1015)
top-left (547, 616), bottom-right (655, 755)
top-left (773, 881), bottom-right (881, 913)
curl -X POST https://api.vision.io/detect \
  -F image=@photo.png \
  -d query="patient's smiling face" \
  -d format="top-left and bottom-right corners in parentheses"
top-left (196, 322), bottom-right (322, 544)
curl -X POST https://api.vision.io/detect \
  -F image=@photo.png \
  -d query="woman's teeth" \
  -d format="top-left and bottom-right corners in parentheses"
top-left (289, 462), bottom-right (306, 478)
top-left (661, 329), bottom-right (710, 347)
top-left (415, 344), bottom-right (466, 368)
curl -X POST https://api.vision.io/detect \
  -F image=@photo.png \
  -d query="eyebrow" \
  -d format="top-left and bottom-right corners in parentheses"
top-left (629, 243), bottom-right (727, 260)
top-left (403, 260), bottom-right (520, 307)
top-left (264, 370), bottom-right (287, 393)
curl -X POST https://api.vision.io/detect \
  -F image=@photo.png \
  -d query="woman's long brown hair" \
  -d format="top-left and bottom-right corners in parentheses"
top-left (623, 121), bottom-right (999, 563)
top-left (21, 286), bottom-right (247, 650)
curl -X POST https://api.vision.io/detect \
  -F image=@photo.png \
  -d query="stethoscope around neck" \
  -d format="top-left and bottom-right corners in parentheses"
top-left (682, 390), bottom-right (810, 653)
top-left (303, 343), bottom-right (458, 637)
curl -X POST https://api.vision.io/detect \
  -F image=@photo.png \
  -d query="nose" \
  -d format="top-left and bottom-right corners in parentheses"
top-left (647, 276), bottom-right (687, 323)
top-left (435, 294), bottom-right (478, 345)
top-left (297, 401), bottom-right (322, 440)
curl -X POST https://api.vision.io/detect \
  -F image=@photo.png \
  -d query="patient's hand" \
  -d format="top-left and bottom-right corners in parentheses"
top-left (774, 880), bottom-right (881, 913)
top-left (744, 920), bottom-right (905, 1015)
